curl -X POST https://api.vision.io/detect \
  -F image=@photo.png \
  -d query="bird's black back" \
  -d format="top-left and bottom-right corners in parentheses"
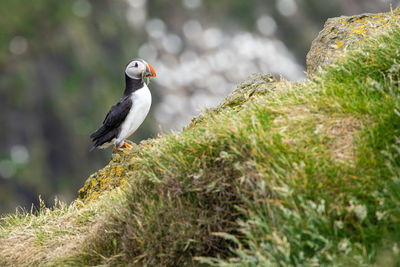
top-left (90, 95), bottom-right (133, 148)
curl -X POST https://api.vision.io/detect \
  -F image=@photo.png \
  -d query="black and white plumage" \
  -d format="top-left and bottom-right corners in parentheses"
top-left (90, 58), bottom-right (156, 150)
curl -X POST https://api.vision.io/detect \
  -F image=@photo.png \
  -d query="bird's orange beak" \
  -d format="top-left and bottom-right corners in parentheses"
top-left (145, 63), bottom-right (156, 78)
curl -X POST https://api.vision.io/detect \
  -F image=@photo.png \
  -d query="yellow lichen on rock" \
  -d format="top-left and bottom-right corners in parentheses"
top-left (306, 8), bottom-right (400, 75)
top-left (336, 41), bottom-right (344, 48)
top-left (351, 23), bottom-right (367, 35)
top-left (354, 17), bottom-right (366, 23)
top-left (75, 141), bottom-right (136, 206)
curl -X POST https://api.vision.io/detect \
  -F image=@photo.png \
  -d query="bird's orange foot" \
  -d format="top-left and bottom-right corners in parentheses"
top-left (115, 146), bottom-right (124, 152)
top-left (123, 141), bottom-right (133, 149)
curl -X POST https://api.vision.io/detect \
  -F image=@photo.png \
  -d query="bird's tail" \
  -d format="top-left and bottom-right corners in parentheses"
top-left (90, 125), bottom-right (107, 140)
top-left (90, 126), bottom-right (118, 151)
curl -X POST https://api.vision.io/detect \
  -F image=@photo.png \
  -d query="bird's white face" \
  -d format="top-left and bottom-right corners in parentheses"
top-left (125, 59), bottom-right (156, 80)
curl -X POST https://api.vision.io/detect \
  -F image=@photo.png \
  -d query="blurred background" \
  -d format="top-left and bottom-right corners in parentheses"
top-left (0, 0), bottom-right (399, 214)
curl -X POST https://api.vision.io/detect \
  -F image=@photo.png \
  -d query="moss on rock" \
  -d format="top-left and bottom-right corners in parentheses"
top-left (306, 7), bottom-right (400, 75)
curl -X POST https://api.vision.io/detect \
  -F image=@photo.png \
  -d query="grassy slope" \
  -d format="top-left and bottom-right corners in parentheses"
top-left (1, 25), bottom-right (400, 266)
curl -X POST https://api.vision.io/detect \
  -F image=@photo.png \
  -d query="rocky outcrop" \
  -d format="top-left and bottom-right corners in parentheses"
top-left (76, 74), bottom-right (278, 205)
top-left (306, 7), bottom-right (400, 75)
top-left (76, 143), bottom-right (134, 205)
top-left (217, 73), bottom-right (277, 109)
top-left (77, 8), bottom-right (400, 205)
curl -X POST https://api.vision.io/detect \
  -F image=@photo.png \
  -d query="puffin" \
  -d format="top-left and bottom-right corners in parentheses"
top-left (90, 58), bottom-right (156, 151)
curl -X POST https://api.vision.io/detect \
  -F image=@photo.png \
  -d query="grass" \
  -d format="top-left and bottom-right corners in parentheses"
top-left (0, 197), bottom-right (99, 266)
top-left (1, 23), bottom-right (400, 266)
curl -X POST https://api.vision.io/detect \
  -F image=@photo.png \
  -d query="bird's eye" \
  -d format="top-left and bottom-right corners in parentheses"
top-left (134, 62), bottom-right (138, 67)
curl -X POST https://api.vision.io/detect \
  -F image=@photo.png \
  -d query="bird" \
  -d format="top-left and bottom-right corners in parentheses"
top-left (90, 58), bottom-right (156, 151)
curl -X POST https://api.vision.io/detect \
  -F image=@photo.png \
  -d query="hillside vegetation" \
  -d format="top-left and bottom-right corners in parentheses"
top-left (1, 14), bottom-right (400, 267)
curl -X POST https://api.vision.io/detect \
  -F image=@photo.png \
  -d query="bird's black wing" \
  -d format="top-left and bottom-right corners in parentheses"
top-left (102, 95), bottom-right (133, 128)
top-left (90, 95), bottom-right (132, 148)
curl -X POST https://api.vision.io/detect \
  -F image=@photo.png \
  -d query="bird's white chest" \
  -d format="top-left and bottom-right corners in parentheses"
top-left (117, 85), bottom-right (152, 141)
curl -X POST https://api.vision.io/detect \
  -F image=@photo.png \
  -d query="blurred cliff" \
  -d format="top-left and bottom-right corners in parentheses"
top-left (0, 0), bottom-right (398, 213)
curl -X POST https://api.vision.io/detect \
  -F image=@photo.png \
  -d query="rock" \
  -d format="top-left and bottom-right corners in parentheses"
top-left (186, 73), bottom-right (277, 128)
top-left (218, 73), bottom-right (277, 109)
top-left (75, 140), bottom-right (136, 205)
top-left (306, 7), bottom-right (400, 75)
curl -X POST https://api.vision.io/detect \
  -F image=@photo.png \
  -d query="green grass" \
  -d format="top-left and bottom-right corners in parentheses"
top-left (1, 25), bottom-right (400, 266)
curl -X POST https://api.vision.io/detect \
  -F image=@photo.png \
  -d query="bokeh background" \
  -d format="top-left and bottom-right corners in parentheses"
top-left (1, 0), bottom-right (399, 214)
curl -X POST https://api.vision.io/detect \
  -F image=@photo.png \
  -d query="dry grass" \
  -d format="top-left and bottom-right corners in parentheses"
top-left (0, 199), bottom-right (99, 266)
top-left (273, 103), bottom-right (360, 163)
top-left (326, 116), bottom-right (360, 163)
